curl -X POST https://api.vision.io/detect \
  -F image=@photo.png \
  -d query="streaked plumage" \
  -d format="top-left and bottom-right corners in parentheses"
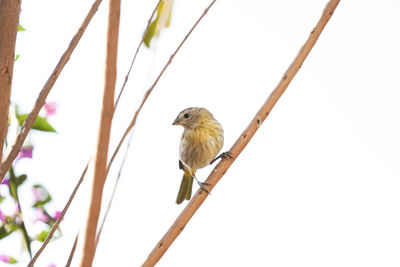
top-left (172, 107), bottom-right (224, 204)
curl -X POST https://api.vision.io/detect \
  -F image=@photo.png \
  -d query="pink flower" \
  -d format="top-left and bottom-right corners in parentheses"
top-left (0, 210), bottom-right (6, 223)
top-left (43, 102), bottom-right (58, 117)
top-left (47, 264), bottom-right (56, 267)
top-left (33, 208), bottom-right (49, 223)
top-left (1, 179), bottom-right (9, 186)
top-left (0, 255), bottom-right (17, 263)
top-left (54, 210), bottom-right (62, 220)
top-left (32, 186), bottom-right (46, 202)
top-left (16, 146), bottom-right (33, 160)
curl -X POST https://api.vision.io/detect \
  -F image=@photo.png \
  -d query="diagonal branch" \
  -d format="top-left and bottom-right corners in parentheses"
top-left (0, 0), bottom-right (21, 162)
top-left (27, 163), bottom-right (89, 267)
top-left (78, 0), bottom-right (120, 265)
top-left (141, 0), bottom-right (341, 266)
top-left (114, 0), bottom-right (162, 109)
top-left (66, 234), bottom-right (79, 267)
top-left (0, 0), bottom-right (104, 183)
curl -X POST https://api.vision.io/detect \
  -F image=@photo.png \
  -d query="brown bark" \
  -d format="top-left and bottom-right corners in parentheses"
top-left (78, 0), bottom-right (120, 265)
top-left (0, 0), bottom-right (22, 162)
top-left (141, 0), bottom-right (341, 266)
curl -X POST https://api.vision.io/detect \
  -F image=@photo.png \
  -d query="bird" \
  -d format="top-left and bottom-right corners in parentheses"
top-left (172, 107), bottom-right (227, 204)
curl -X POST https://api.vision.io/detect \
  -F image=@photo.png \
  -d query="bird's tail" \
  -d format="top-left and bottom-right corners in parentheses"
top-left (176, 168), bottom-right (195, 204)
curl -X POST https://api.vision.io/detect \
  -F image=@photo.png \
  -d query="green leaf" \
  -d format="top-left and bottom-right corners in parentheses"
top-left (0, 195), bottom-right (4, 203)
top-left (14, 54), bottom-right (20, 62)
top-left (8, 257), bottom-right (18, 264)
top-left (18, 24), bottom-right (25, 32)
top-left (15, 175), bottom-right (27, 187)
top-left (143, 0), bottom-right (173, 48)
top-left (17, 114), bottom-right (56, 132)
top-left (0, 222), bottom-right (19, 240)
top-left (36, 230), bottom-right (50, 242)
top-left (143, 21), bottom-right (157, 48)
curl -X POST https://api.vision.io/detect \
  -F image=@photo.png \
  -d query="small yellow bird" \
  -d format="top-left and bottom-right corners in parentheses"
top-left (172, 107), bottom-right (225, 204)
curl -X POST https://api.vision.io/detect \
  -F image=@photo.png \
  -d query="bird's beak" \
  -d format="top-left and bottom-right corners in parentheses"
top-left (172, 117), bottom-right (181, 125)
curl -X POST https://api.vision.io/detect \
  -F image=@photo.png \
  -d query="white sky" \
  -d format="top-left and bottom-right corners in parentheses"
top-left (1, 0), bottom-right (400, 266)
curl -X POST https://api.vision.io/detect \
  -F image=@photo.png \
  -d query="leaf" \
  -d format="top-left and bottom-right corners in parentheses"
top-left (17, 114), bottom-right (56, 132)
top-left (8, 257), bottom-right (18, 264)
top-left (15, 175), bottom-right (27, 187)
top-left (14, 55), bottom-right (20, 62)
top-left (18, 24), bottom-right (25, 32)
top-left (7, 168), bottom-right (19, 201)
top-left (0, 222), bottom-right (19, 240)
top-left (36, 230), bottom-right (50, 242)
top-left (143, 0), bottom-right (174, 48)
top-left (143, 21), bottom-right (157, 47)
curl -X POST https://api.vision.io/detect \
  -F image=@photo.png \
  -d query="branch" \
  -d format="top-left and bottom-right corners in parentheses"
top-left (114, 0), bottom-right (162, 109)
top-left (95, 131), bottom-right (133, 249)
top-left (141, 0), bottom-right (341, 266)
top-left (0, 0), bottom-right (21, 162)
top-left (66, 234), bottom-right (79, 267)
top-left (0, 0), bottom-right (103, 183)
top-left (27, 163), bottom-right (89, 267)
top-left (78, 0), bottom-right (120, 265)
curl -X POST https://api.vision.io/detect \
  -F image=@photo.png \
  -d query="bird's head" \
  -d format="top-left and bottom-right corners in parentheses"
top-left (172, 107), bottom-right (213, 130)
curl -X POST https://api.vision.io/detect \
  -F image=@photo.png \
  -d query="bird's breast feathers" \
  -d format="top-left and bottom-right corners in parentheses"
top-left (179, 123), bottom-right (223, 170)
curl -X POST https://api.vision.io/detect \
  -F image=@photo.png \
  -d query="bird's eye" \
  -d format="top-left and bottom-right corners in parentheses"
top-left (183, 113), bottom-right (189, 119)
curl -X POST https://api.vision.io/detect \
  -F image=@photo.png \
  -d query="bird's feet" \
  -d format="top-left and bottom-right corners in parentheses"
top-left (193, 175), bottom-right (211, 194)
top-left (210, 151), bottom-right (234, 165)
top-left (197, 181), bottom-right (211, 194)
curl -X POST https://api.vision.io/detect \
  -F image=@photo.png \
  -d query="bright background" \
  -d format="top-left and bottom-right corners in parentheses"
top-left (1, 0), bottom-right (400, 266)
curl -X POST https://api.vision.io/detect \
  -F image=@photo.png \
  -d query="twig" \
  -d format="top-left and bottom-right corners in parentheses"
top-left (0, 0), bottom-right (103, 183)
top-left (66, 234), bottom-right (79, 267)
top-left (95, 130), bottom-right (133, 249)
top-left (27, 163), bottom-right (89, 267)
top-left (114, 0), bottom-right (163, 109)
top-left (0, 0), bottom-right (21, 162)
top-left (78, 0), bottom-right (120, 265)
top-left (141, 0), bottom-right (341, 266)
top-left (106, 0), bottom-right (218, 176)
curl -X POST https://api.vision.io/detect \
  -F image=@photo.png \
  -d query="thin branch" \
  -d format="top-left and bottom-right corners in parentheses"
top-left (27, 163), bottom-right (89, 267)
top-left (114, 0), bottom-right (162, 109)
top-left (95, 130), bottom-right (133, 249)
top-left (106, 0), bottom-right (218, 176)
top-left (0, 0), bottom-right (103, 183)
top-left (0, 0), bottom-right (21, 162)
top-left (66, 234), bottom-right (79, 267)
top-left (78, 0), bottom-right (120, 265)
top-left (141, 0), bottom-right (341, 266)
